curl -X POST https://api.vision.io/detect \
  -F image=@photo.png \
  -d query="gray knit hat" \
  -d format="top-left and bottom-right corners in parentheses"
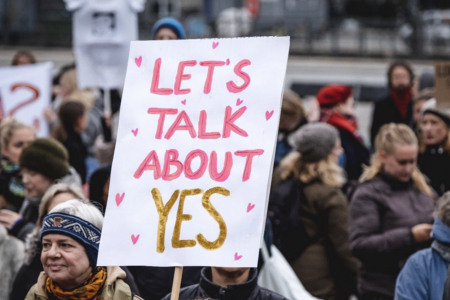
top-left (291, 123), bottom-right (339, 163)
top-left (421, 98), bottom-right (450, 126)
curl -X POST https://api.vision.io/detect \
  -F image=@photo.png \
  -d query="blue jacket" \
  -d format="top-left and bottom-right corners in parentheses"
top-left (395, 218), bottom-right (450, 300)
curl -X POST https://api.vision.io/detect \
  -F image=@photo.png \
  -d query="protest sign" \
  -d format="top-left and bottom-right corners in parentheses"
top-left (435, 62), bottom-right (450, 109)
top-left (64, 0), bottom-right (146, 90)
top-left (98, 37), bottom-right (290, 268)
top-left (0, 62), bottom-right (52, 137)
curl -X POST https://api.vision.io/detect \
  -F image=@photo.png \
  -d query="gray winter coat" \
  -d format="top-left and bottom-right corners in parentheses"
top-left (349, 172), bottom-right (435, 297)
top-left (0, 224), bottom-right (24, 300)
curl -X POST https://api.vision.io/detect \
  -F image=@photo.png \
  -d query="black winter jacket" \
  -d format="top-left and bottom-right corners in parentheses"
top-left (418, 146), bottom-right (450, 196)
top-left (340, 129), bottom-right (370, 181)
top-left (161, 268), bottom-right (287, 300)
top-left (370, 94), bottom-right (413, 146)
top-left (127, 266), bottom-right (202, 300)
top-left (62, 127), bottom-right (88, 184)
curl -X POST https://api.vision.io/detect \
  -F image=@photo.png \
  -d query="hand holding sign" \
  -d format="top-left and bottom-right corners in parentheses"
top-left (98, 37), bottom-right (290, 268)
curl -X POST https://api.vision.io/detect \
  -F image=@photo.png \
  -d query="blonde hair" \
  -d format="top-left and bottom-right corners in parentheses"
top-left (0, 117), bottom-right (34, 148)
top-left (278, 151), bottom-right (345, 188)
top-left (59, 68), bottom-right (78, 96)
top-left (360, 123), bottom-right (433, 198)
top-left (38, 183), bottom-right (87, 229)
top-left (25, 183), bottom-right (87, 264)
top-left (60, 68), bottom-right (94, 110)
top-left (65, 89), bottom-right (94, 111)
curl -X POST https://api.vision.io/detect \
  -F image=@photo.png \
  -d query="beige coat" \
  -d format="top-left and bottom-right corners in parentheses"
top-left (25, 266), bottom-right (142, 300)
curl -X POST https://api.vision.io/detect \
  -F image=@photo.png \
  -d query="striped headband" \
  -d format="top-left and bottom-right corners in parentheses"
top-left (40, 212), bottom-right (101, 265)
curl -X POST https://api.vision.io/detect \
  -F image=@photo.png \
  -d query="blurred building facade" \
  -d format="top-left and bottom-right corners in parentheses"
top-left (1, 0), bottom-right (450, 59)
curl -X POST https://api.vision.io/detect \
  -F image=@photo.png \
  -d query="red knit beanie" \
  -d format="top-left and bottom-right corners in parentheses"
top-left (317, 85), bottom-right (352, 108)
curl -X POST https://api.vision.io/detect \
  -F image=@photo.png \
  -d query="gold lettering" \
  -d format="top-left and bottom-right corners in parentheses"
top-left (196, 187), bottom-right (229, 250)
top-left (152, 188), bottom-right (179, 253)
top-left (172, 188), bottom-right (203, 248)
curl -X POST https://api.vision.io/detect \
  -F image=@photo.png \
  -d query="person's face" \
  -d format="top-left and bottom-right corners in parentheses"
top-left (76, 113), bottom-right (89, 132)
top-left (336, 96), bottom-right (355, 116)
top-left (155, 28), bottom-right (178, 40)
top-left (391, 66), bottom-right (411, 92)
top-left (16, 55), bottom-right (33, 66)
top-left (421, 113), bottom-right (448, 146)
top-left (380, 144), bottom-right (418, 182)
top-left (329, 138), bottom-right (344, 164)
top-left (22, 168), bottom-right (53, 198)
top-left (1, 128), bottom-right (35, 164)
top-left (213, 267), bottom-right (250, 278)
top-left (41, 234), bottom-right (91, 290)
top-left (58, 76), bottom-right (71, 98)
top-left (58, 84), bottom-right (69, 98)
top-left (47, 192), bottom-right (77, 214)
top-left (413, 100), bottom-right (426, 125)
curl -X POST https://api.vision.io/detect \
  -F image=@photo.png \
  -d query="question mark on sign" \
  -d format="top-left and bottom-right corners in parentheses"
top-left (7, 83), bottom-right (41, 131)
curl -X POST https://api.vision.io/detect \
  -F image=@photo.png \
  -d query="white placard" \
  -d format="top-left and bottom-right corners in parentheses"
top-left (98, 37), bottom-right (290, 267)
top-left (0, 62), bottom-right (52, 137)
top-left (66, 0), bottom-right (145, 89)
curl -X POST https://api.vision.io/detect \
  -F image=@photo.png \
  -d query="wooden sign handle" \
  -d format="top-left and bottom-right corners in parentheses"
top-left (170, 266), bottom-right (184, 300)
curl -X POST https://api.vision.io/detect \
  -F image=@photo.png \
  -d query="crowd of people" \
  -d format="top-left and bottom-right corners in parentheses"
top-left (0, 16), bottom-right (450, 300)
top-left (268, 58), bottom-right (450, 300)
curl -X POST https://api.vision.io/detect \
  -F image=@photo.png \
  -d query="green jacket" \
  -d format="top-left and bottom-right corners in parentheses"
top-left (25, 266), bottom-right (143, 300)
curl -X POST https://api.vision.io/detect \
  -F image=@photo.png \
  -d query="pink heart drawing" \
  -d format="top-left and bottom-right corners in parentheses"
top-left (115, 193), bottom-right (125, 206)
top-left (226, 58), bottom-right (230, 65)
top-left (132, 128), bottom-right (138, 136)
top-left (234, 252), bottom-right (243, 261)
top-left (212, 41), bottom-right (219, 49)
top-left (265, 110), bottom-right (274, 120)
top-left (131, 234), bottom-right (140, 245)
top-left (247, 203), bottom-right (255, 213)
top-left (135, 56), bottom-right (142, 67)
top-left (181, 100), bottom-right (186, 105)
top-left (236, 98), bottom-right (243, 106)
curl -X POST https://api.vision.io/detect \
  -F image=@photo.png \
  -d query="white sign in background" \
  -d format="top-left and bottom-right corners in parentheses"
top-left (65, 0), bottom-right (146, 89)
top-left (98, 37), bottom-right (290, 267)
top-left (0, 62), bottom-right (52, 137)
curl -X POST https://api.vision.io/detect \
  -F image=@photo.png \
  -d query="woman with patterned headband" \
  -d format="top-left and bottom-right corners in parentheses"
top-left (25, 200), bottom-right (143, 300)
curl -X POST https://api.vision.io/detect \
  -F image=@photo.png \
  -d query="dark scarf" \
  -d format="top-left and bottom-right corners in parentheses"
top-left (432, 240), bottom-right (450, 263)
top-left (390, 89), bottom-right (412, 120)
